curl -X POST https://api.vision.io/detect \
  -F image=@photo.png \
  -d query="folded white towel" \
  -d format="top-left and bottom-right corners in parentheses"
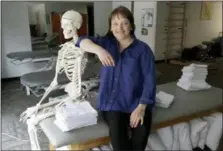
top-left (182, 63), bottom-right (208, 73)
top-left (54, 101), bottom-right (98, 131)
top-left (180, 74), bottom-right (207, 81)
top-left (177, 81), bottom-right (211, 91)
top-left (55, 113), bottom-right (97, 125)
top-left (178, 78), bottom-right (207, 84)
top-left (182, 68), bottom-right (208, 73)
top-left (189, 63), bottom-right (208, 68)
top-left (156, 91), bottom-right (174, 108)
top-left (56, 101), bottom-right (98, 120)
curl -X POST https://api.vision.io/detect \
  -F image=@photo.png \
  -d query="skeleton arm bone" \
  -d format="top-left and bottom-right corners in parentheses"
top-left (36, 50), bottom-right (64, 106)
top-left (20, 50), bottom-right (64, 122)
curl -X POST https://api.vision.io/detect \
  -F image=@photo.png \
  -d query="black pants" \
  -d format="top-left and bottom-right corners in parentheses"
top-left (101, 108), bottom-right (152, 151)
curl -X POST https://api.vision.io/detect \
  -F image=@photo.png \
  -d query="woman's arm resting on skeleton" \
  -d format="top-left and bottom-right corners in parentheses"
top-left (76, 37), bottom-right (115, 66)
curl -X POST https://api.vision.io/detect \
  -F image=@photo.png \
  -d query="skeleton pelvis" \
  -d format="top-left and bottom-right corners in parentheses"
top-left (65, 82), bottom-right (81, 98)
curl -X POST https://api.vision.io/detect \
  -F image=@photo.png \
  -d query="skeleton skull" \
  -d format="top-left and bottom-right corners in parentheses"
top-left (61, 10), bottom-right (83, 39)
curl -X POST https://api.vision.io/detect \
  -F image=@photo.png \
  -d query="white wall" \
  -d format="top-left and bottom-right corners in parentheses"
top-left (94, 2), bottom-right (113, 36)
top-left (134, 2), bottom-right (157, 54)
top-left (154, 2), bottom-right (169, 60)
top-left (2, 2), bottom-right (47, 78)
top-left (44, 2), bottom-right (88, 36)
top-left (112, 1), bottom-right (132, 10)
top-left (44, 2), bottom-right (88, 14)
top-left (27, 1), bottom-right (89, 36)
top-left (184, 1), bottom-right (222, 47)
top-left (154, 1), bottom-right (222, 60)
top-left (28, 3), bottom-right (47, 36)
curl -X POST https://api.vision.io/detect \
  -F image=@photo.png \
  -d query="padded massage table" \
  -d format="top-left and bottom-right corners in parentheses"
top-left (38, 82), bottom-right (223, 150)
top-left (7, 50), bottom-right (61, 96)
top-left (20, 70), bottom-right (69, 97)
top-left (7, 50), bottom-right (59, 64)
top-left (20, 61), bottom-right (102, 97)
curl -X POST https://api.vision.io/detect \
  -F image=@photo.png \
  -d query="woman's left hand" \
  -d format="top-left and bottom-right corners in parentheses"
top-left (130, 104), bottom-right (147, 128)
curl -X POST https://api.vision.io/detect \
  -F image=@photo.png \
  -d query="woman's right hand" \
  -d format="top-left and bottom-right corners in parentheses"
top-left (96, 49), bottom-right (115, 66)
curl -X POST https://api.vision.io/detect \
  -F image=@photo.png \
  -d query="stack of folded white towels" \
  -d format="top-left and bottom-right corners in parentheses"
top-left (177, 63), bottom-right (211, 91)
top-left (54, 101), bottom-right (98, 132)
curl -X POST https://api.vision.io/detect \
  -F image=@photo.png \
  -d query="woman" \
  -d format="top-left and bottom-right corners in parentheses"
top-left (75, 6), bottom-right (156, 151)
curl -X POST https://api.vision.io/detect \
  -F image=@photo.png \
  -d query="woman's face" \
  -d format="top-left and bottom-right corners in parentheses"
top-left (111, 14), bottom-right (132, 41)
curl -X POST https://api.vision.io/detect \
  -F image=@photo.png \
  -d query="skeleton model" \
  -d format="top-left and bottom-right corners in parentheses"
top-left (19, 10), bottom-right (99, 150)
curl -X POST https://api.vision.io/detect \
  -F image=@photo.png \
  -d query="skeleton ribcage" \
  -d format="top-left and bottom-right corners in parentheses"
top-left (62, 46), bottom-right (88, 98)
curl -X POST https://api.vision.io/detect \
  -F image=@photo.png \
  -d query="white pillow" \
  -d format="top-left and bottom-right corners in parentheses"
top-left (147, 133), bottom-right (166, 150)
top-left (172, 124), bottom-right (180, 150)
top-left (91, 147), bottom-right (101, 151)
top-left (198, 125), bottom-right (209, 149)
top-left (100, 145), bottom-right (112, 150)
top-left (178, 122), bottom-right (193, 150)
top-left (203, 112), bottom-right (222, 150)
top-left (156, 126), bottom-right (173, 150)
top-left (189, 118), bottom-right (208, 148)
top-left (145, 144), bottom-right (152, 150)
